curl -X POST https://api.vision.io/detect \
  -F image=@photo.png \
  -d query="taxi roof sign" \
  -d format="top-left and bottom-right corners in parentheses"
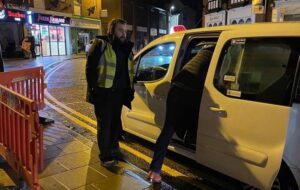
top-left (170, 25), bottom-right (186, 33)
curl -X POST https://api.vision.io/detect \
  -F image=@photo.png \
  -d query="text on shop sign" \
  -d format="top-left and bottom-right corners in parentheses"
top-left (37, 14), bottom-right (66, 24)
top-left (7, 10), bottom-right (26, 19)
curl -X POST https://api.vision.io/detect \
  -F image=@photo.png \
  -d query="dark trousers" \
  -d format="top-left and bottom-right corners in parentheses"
top-left (30, 49), bottom-right (36, 58)
top-left (150, 86), bottom-right (179, 173)
top-left (94, 89), bottom-right (124, 161)
top-left (150, 85), bottom-right (200, 173)
top-left (149, 116), bottom-right (175, 173)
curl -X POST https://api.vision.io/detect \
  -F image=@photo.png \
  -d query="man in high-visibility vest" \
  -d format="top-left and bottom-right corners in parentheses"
top-left (86, 18), bottom-right (134, 167)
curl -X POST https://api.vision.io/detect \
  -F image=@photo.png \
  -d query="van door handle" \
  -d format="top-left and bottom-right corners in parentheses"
top-left (209, 106), bottom-right (226, 112)
top-left (208, 106), bottom-right (227, 117)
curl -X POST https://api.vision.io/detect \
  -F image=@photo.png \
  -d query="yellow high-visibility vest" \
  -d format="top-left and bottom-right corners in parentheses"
top-left (97, 43), bottom-right (134, 88)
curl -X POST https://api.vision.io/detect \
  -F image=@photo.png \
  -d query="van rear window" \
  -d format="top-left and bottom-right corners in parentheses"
top-left (214, 38), bottom-right (300, 106)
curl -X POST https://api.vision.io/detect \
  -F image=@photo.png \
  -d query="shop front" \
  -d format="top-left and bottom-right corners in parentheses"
top-left (31, 13), bottom-right (70, 56)
top-left (0, 9), bottom-right (27, 58)
top-left (70, 18), bottom-right (100, 54)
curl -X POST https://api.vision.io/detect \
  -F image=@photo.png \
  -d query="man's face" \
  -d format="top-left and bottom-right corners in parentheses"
top-left (114, 23), bottom-right (127, 43)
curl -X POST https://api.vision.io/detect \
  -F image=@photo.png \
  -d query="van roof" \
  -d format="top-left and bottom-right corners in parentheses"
top-left (170, 22), bottom-right (300, 36)
top-left (137, 22), bottom-right (300, 56)
top-left (154, 22), bottom-right (300, 40)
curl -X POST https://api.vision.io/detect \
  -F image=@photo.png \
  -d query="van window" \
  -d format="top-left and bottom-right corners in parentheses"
top-left (136, 42), bottom-right (175, 81)
top-left (214, 38), bottom-right (300, 106)
top-left (179, 38), bottom-right (218, 70)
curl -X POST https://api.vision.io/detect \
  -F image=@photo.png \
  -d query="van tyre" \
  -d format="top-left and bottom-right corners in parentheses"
top-left (272, 162), bottom-right (298, 190)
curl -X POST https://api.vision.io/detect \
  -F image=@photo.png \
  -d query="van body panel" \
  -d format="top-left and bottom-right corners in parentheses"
top-left (122, 35), bottom-right (184, 142)
top-left (197, 87), bottom-right (290, 189)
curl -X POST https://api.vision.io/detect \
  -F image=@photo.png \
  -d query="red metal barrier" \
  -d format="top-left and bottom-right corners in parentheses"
top-left (0, 67), bottom-right (45, 110)
top-left (0, 85), bottom-right (43, 190)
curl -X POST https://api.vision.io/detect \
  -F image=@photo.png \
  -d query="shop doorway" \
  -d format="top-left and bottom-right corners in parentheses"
top-left (78, 33), bottom-right (89, 54)
top-left (32, 24), bottom-right (66, 56)
top-left (31, 24), bottom-right (41, 56)
top-left (0, 22), bottom-right (24, 58)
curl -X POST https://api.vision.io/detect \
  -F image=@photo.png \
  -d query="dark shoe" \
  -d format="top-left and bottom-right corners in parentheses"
top-left (101, 159), bottom-right (118, 167)
top-left (112, 149), bottom-right (127, 161)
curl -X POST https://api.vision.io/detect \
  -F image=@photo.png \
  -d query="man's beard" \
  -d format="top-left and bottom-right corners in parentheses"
top-left (115, 36), bottom-right (126, 44)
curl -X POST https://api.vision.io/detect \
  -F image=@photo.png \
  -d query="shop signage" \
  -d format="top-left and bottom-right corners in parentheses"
top-left (204, 10), bottom-right (226, 27)
top-left (7, 10), bottom-right (26, 19)
top-left (227, 5), bottom-right (255, 25)
top-left (70, 18), bottom-right (100, 29)
top-left (0, 9), bottom-right (27, 22)
top-left (33, 13), bottom-right (70, 25)
top-left (272, 1), bottom-right (300, 22)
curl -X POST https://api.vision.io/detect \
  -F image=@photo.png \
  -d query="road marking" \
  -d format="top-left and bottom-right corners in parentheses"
top-left (45, 60), bottom-right (187, 178)
top-left (45, 91), bottom-right (97, 126)
top-left (45, 99), bottom-right (97, 134)
top-left (45, 60), bottom-right (97, 126)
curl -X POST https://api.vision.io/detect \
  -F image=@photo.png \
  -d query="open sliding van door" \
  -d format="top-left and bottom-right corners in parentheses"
top-left (196, 26), bottom-right (300, 189)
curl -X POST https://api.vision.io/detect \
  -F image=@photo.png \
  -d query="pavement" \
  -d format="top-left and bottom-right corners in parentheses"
top-left (3, 55), bottom-right (85, 71)
top-left (0, 56), bottom-right (174, 190)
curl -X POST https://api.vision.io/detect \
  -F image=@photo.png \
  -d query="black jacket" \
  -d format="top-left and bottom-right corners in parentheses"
top-left (85, 37), bottom-right (134, 109)
top-left (169, 48), bottom-right (214, 139)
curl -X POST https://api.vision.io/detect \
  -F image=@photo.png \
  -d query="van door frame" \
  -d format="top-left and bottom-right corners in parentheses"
top-left (169, 32), bottom-right (221, 145)
top-left (173, 32), bottom-right (221, 78)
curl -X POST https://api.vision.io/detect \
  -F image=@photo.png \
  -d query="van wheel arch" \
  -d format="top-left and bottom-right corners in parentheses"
top-left (273, 161), bottom-right (298, 190)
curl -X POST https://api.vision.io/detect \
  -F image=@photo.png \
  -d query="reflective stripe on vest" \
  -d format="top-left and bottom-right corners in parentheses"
top-left (97, 43), bottom-right (135, 88)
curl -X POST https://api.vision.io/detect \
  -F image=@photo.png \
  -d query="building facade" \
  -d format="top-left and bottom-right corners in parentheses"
top-left (0, 1), bottom-right (32, 58)
top-left (101, 0), bottom-right (168, 53)
top-left (0, 0), bottom-right (102, 57)
top-left (203, 0), bottom-right (300, 28)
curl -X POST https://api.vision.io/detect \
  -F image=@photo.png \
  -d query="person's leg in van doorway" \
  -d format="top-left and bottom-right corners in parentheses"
top-left (148, 85), bottom-right (183, 183)
top-left (148, 45), bottom-right (215, 183)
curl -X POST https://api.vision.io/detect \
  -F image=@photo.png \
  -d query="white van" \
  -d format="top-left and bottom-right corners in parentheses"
top-left (121, 23), bottom-right (300, 190)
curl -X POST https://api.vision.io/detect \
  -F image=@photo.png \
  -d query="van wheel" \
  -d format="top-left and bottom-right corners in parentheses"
top-left (272, 162), bottom-right (298, 190)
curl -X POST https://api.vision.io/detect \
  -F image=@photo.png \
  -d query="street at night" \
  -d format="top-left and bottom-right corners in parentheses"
top-left (1, 0), bottom-right (300, 190)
